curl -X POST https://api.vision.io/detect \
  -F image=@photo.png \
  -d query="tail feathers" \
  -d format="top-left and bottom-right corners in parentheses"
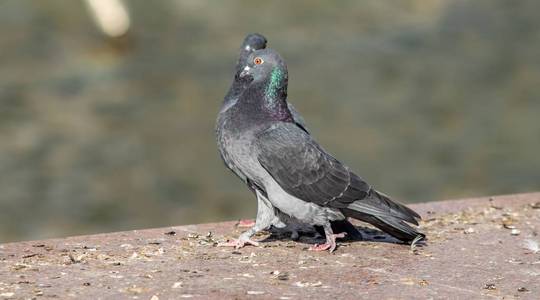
top-left (373, 190), bottom-right (421, 222)
top-left (343, 189), bottom-right (424, 242)
top-left (371, 215), bottom-right (424, 242)
top-left (347, 189), bottom-right (421, 225)
top-left (343, 208), bottom-right (424, 242)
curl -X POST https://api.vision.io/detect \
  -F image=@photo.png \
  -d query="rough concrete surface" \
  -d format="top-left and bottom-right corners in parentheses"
top-left (1, 193), bottom-right (539, 299)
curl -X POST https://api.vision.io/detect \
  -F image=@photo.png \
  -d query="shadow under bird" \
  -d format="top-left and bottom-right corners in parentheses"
top-left (216, 34), bottom-right (424, 252)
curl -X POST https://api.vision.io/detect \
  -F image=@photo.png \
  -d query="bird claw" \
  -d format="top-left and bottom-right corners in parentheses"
top-left (237, 219), bottom-right (256, 228)
top-left (218, 238), bottom-right (259, 249)
top-left (309, 243), bottom-right (332, 252)
top-left (309, 232), bottom-right (346, 253)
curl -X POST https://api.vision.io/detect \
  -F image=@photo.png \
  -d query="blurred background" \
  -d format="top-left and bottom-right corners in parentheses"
top-left (1, 0), bottom-right (539, 243)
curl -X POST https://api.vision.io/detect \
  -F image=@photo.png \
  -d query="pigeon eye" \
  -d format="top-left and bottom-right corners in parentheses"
top-left (254, 57), bottom-right (264, 65)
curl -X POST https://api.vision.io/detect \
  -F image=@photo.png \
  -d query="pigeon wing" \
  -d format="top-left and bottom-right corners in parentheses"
top-left (255, 122), bottom-right (370, 208)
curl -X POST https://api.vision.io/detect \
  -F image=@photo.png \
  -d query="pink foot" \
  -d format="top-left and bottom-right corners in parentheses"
top-left (309, 243), bottom-right (332, 251)
top-left (309, 232), bottom-right (346, 253)
top-left (218, 238), bottom-right (259, 249)
top-left (237, 219), bottom-right (256, 227)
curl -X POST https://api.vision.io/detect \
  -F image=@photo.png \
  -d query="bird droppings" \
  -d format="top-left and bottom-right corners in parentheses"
top-left (271, 270), bottom-right (290, 281)
top-left (523, 239), bottom-right (539, 254)
top-left (0, 292), bottom-right (15, 298)
top-left (294, 281), bottom-right (322, 288)
top-left (463, 227), bottom-right (475, 234)
top-left (0, 194), bottom-right (539, 299)
top-left (246, 290), bottom-right (265, 295)
top-left (125, 286), bottom-right (146, 294)
top-left (400, 278), bottom-right (416, 286)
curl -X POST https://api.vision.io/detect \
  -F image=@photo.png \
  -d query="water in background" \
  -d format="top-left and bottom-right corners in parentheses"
top-left (1, 0), bottom-right (539, 242)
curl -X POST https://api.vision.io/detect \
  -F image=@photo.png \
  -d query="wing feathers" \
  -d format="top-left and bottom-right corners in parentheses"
top-left (256, 123), bottom-right (370, 208)
top-left (255, 122), bottom-right (423, 242)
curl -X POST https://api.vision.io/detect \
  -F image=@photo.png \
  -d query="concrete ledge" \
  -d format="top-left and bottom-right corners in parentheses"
top-left (1, 193), bottom-right (539, 299)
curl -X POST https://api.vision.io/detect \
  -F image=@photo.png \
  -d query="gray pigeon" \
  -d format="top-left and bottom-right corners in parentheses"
top-left (218, 34), bottom-right (312, 241)
top-left (216, 48), bottom-right (424, 252)
top-left (218, 34), bottom-right (362, 242)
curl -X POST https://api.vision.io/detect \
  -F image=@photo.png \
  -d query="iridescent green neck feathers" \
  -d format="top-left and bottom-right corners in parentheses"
top-left (265, 67), bottom-right (285, 99)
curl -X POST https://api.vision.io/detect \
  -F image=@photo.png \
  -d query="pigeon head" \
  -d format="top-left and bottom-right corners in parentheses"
top-left (239, 49), bottom-right (288, 90)
top-left (236, 33), bottom-right (267, 73)
top-left (238, 48), bottom-right (292, 122)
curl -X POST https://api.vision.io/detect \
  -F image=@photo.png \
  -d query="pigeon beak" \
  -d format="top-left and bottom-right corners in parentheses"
top-left (239, 66), bottom-right (251, 78)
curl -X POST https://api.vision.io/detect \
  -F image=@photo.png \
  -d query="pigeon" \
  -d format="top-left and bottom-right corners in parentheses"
top-left (218, 34), bottom-right (363, 242)
top-left (216, 47), bottom-right (424, 252)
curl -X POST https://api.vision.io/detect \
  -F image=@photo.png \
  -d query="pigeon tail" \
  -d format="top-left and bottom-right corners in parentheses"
top-left (342, 190), bottom-right (424, 243)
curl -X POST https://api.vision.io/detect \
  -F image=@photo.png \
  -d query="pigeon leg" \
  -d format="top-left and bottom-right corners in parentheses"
top-left (219, 190), bottom-right (279, 249)
top-left (309, 223), bottom-right (346, 253)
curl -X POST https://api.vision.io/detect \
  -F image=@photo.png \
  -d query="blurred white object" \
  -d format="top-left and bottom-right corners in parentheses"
top-left (85, 0), bottom-right (130, 38)
top-left (523, 239), bottom-right (539, 254)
